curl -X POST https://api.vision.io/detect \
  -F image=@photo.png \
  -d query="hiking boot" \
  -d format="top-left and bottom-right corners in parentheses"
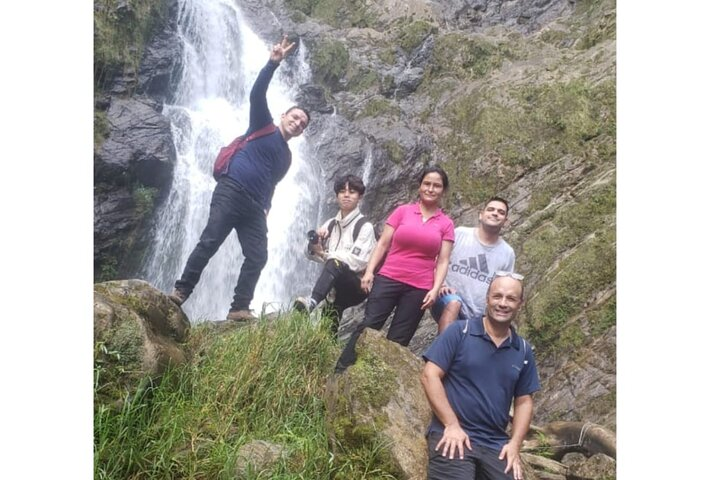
top-left (226, 309), bottom-right (257, 322)
top-left (292, 296), bottom-right (317, 313)
top-left (169, 289), bottom-right (189, 306)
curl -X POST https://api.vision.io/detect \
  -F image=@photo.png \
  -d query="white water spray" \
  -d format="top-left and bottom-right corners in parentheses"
top-left (143, 0), bottom-right (322, 321)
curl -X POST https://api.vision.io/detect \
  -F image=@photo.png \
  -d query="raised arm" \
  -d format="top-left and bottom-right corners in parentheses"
top-left (421, 361), bottom-right (472, 460)
top-left (248, 35), bottom-right (296, 132)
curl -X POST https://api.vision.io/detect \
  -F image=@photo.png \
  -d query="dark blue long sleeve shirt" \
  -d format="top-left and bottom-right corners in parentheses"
top-left (227, 60), bottom-right (292, 212)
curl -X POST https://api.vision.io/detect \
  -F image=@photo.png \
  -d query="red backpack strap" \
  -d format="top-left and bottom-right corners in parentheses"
top-left (212, 123), bottom-right (276, 181)
top-left (246, 123), bottom-right (277, 142)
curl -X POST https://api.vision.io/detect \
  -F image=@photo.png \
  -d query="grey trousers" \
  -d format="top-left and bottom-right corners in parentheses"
top-left (427, 432), bottom-right (514, 480)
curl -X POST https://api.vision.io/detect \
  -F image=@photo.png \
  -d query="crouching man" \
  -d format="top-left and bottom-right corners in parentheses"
top-left (421, 272), bottom-right (540, 480)
top-left (293, 174), bottom-right (377, 335)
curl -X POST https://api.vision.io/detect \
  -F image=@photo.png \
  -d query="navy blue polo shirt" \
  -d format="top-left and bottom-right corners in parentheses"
top-left (423, 317), bottom-right (541, 452)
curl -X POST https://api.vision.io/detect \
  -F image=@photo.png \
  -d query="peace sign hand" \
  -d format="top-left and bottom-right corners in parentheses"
top-left (270, 35), bottom-right (296, 63)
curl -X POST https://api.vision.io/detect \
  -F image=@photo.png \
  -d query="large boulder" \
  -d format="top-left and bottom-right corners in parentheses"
top-left (94, 279), bottom-right (191, 407)
top-left (325, 328), bottom-right (432, 479)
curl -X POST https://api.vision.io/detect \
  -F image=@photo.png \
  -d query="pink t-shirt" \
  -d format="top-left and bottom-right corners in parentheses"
top-left (378, 203), bottom-right (455, 290)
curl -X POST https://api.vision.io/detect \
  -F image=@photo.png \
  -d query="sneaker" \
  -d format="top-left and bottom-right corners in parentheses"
top-left (292, 296), bottom-right (317, 313)
top-left (169, 289), bottom-right (189, 306)
top-left (226, 309), bottom-right (257, 322)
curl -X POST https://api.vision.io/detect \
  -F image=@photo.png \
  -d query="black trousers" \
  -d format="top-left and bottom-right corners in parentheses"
top-left (335, 274), bottom-right (427, 372)
top-left (311, 259), bottom-right (367, 334)
top-left (175, 177), bottom-right (268, 311)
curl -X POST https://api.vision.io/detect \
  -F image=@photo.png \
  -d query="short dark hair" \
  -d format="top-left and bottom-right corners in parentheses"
top-left (485, 196), bottom-right (510, 213)
top-left (418, 165), bottom-right (449, 189)
top-left (284, 105), bottom-right (311, 125)
top-left (334, 174), bottom-right (365, 195)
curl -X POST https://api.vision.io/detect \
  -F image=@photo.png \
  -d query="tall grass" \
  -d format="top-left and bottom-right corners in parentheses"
top-left (95, 312), bottom-right (398, 479)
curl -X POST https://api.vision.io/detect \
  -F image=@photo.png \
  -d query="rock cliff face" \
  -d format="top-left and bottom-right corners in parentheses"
top-left (94, 0), bottom-right (615, 430)
top-left (94, 0), bottom-right (182, 280)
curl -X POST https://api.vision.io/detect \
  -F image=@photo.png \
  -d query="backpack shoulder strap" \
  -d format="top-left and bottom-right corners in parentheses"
top-left (352, 216), bottom-right (372, 242)
top-left (246, 123), bottom-right (277, 142)
top-left (327, 219), bottom-right (338, 239)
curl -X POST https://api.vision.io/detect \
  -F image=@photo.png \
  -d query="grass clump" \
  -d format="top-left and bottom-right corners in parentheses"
top-left (357, 97), bottom-right (401, 119)
top-left (383, 140), bottom-right (405, 164)
top-left (95, 312), bottom-right (406, 479)
top-left (311, 39), bottom-right (350, 89)
top-left (97, 256), bottom-right (119, 283)
top-left (347, 68), bottom-right (380, 93)
top-left (133, 184), bottom-right (159, 217)
top-left (286, 0), bottom-right (377, 28)
top-left (396, 20), bottom-right (436, 53)
top-left (427, 33), bottom-right (517, 81)
top-left (94, 0), bottom-right (169, 90)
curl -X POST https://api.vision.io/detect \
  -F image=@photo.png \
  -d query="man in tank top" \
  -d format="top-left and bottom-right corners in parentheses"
top-left (431, 197), bottom-right (516, 333)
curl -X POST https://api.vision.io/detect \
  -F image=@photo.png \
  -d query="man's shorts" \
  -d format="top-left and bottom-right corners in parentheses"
top-left (431, 293), bottom-right (467, 322)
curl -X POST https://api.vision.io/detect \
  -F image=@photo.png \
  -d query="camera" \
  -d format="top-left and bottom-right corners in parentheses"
top-left (307, 230), bottom-right (320, 245)
top-left (307, 230), bottom-right (322, 255)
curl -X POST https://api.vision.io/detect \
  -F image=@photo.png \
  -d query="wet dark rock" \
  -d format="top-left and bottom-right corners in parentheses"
top-left (136, 0), bottom-right (182, 99)
top-left (296, 83), bottom-right (334, 114)
top-left (96, 96), bottom-right (175, 188)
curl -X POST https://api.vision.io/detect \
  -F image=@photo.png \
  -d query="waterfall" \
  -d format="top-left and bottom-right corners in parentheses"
top-left (143, 0), bottom-right (322, 321)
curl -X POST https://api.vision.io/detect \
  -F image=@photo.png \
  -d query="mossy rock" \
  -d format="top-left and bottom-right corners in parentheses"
top-left (325, 329), bottom-right (432, 479)
top-left (94, 279), bottom-right (191, 408)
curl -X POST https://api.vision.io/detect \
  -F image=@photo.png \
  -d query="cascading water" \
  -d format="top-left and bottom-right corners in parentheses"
top-left (143, 0), bottom-right (323, 321)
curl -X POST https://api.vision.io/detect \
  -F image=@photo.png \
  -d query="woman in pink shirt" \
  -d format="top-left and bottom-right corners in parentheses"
top-left (335, 166), bottom-right (455, 372)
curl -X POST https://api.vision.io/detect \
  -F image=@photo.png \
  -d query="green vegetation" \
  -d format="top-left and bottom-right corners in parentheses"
top-left (97, 256), bottom-right (119, 283)
top-left (133, 184), bottom-right (159, 217)
top-left (426, 34), bottom-right (518, 81)
top-left (538, 0), bottom-right (616, 50)
top-left (95, 110), bottom-right (109, 148)
top-left (439, 78), bottom-right (615, 205)
top-left (378, 48), bottom-right (396, 66)
top-left (539, 28), bottom-right (572, 48)
top-left (383, 140), bottom-right (405, 164)
top-left (576, 10), bottom-right (616, 50)
top-left (521, 227), bottom-right (616, 356)
top-left (588, 294), bottom-right (616, 336)
top-left (347, 69), bottom-right (380, 93)
top-left (311, 39), bottom-right (350, 89)
top-left (94, 0), bottom-right (169, 90)
top-left (357, 97), bottom-right (401, 120)
top-left (519, 181), bottom-right (615, 275)
top-left (95, 313), bottom-right (405, 479)
top-left (502, 174), bottom-right (616, 359)
top-left (396, 20), bottom-right (436, 53)
top-left (286, 0), bottom-right (377, 28)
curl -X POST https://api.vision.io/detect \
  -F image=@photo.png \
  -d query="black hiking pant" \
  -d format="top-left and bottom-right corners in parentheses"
top-left (335, 274), bottom-right (427, 372)
top-left (175, 177), bottom-right (267, 311)
top-left (310, 259), bottom-right (367, 334)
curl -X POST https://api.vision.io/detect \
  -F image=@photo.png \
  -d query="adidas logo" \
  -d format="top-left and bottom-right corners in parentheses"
top-left (450, 254), bottom-right (492, 283)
